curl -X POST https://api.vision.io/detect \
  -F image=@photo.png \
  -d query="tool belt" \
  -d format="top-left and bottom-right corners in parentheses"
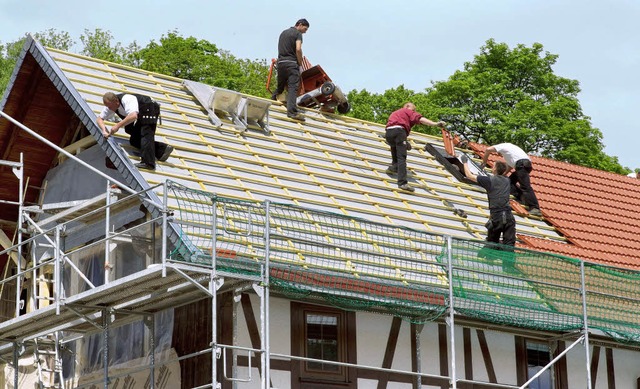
top-left (138, 101), bottom-right (161, 125)
top-left (485, 210), bottom-right (512, 230)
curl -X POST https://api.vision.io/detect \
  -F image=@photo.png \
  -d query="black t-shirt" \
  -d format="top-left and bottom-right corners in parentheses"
top-left (477, 175), bottom-right (511, 212)
top-left (278, 27), bottom-right (303, 63)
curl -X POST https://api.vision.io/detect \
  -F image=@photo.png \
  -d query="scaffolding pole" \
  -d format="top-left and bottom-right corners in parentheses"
top-left (211, 197), bottom-right (219, 388)
top-left (580, 261), bottom-right (593, 389)
top-left (447, 235), bottom-right (457, 389)
top-left (262, 200), bottom-right (271, 389)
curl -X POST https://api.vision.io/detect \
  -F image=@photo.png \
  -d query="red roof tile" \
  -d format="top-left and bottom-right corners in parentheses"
top-left (474, 147), bottom-right (640, 269)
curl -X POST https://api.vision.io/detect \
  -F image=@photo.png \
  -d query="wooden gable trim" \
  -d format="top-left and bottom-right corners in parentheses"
top-left (1, 55), bottom-right (42, 161)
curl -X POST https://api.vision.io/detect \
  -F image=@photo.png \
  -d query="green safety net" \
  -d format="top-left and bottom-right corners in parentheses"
top-left (165, 181), bottom-right (640, 341)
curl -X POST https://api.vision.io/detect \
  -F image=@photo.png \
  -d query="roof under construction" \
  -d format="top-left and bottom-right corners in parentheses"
top-left (1, 36), bottom-right (640, 346)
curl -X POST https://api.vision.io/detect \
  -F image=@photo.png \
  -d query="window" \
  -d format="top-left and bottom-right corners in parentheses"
top-left (291, 303), bottom-right (356, 388)
top-left (526, 341), bottom-right (552, 389)
top-left (516, 337), bottom-right (568, 389)
top-left (306, 313), bottom-right (341, 374)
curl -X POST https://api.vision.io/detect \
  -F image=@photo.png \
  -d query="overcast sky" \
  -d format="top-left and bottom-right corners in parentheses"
top-left (2, 0), bottom-right (639, 169)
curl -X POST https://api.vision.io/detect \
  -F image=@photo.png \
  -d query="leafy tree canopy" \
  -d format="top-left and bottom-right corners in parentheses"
top-left (137, 30), bottom-right (269, 96)
top-left (0, 29), bottom-right (74, 94)
top-left (347, 39), bottom-right (627, 173)
top-left (0, 29), bottom-right (270, 99)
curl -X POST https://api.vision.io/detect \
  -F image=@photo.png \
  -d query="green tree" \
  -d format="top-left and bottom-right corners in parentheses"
top-left (346, 86), bottom-right (442, 136)
top-left (228, 55), bottom-right (270, 98)
top-left (121, 41), bottom-right (144, 68)
top-left (33, 29), bottom-right (74, 51)
top-left (1, 29), bottom-right (75, 97)
top-left (80, 28), bottom-right (124, 63)
top-left (425, 39), bottom-right (626, 173)
top-left (138, 31), bottom-right (269, 97)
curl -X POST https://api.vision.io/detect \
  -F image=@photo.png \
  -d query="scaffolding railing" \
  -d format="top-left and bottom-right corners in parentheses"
top-left (3, 169), bottom-right (640, 388)
top-left (166, 180), bottom-right (640, 344)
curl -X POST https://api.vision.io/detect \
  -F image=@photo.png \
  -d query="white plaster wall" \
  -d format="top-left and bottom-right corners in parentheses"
top-left (565, 344), bottom-right (640, 389)
top-left (233, 295), bottom-right (291, 389)
top-left (219, 295), bottom-right (640, 389)
top-left (611, 347), bottom-right (640, 389)
top-left (355, 312), bottom-right (394, 369)
top-left (468, 328), bottom-right (518, 386)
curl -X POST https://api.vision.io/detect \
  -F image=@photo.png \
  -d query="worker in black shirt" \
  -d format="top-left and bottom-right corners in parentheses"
top-left (463, 159), bottom-right (515, 247)
top-left (272, 18), bottom-right (309, 122)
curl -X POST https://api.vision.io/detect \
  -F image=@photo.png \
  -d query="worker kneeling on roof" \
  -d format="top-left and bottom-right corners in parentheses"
top-left (97, 92), bottom-right (174, 171)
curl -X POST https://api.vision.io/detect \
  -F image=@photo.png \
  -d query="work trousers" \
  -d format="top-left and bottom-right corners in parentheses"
top-left (509, 159), bottom-right (540, 209)
top-left (485, 210), bottom-right (516, 246)
top-left (385, 127), bottom-right (409, 186)
top-left (274, 61), bottom-right (301, 116)
top-left (126, 123), bottom-right (168, 168)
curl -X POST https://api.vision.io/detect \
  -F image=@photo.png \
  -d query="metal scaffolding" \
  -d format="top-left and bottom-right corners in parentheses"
top-left (0, 173), bottom-right (601, 389)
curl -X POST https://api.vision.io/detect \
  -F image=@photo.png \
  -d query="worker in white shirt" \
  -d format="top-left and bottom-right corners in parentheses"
top-left (481, 143), bottom-right (541, 217)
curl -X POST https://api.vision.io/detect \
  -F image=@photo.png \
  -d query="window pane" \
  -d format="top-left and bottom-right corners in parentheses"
top-left (305, 313), bottom-right (339, 372)
top-left (526, 341), bottom-right (551, 389)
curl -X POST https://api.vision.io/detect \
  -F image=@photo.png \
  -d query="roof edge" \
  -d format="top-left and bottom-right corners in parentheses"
top-left (6, 37), bottom-right (185, 254)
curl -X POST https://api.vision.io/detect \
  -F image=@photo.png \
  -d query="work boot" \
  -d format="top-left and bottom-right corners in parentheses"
top-left (399, 184), bottom-right (415, 192)
top-left (385, 166), bottom-right (397, 175)
top-left (287, 113), bottom-right (306, 122)
top-left (528, 208), bottom-right (542, 217)
top-left (135, 162), bottom-right (156, 171)
top-left (158, 145), bottom-right (174, 162)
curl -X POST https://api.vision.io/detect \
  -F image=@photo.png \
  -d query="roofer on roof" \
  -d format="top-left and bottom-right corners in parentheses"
top-left (97, 92), bottom-right (173, 171)
top-left (385, 103), bottom-right (446, 192)
top-left (271, 18), bottom-right (309, 122)
top-left (481, 143), bottom-right (541, 217)
top-left (463, 158), bottom-right (516, 247)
